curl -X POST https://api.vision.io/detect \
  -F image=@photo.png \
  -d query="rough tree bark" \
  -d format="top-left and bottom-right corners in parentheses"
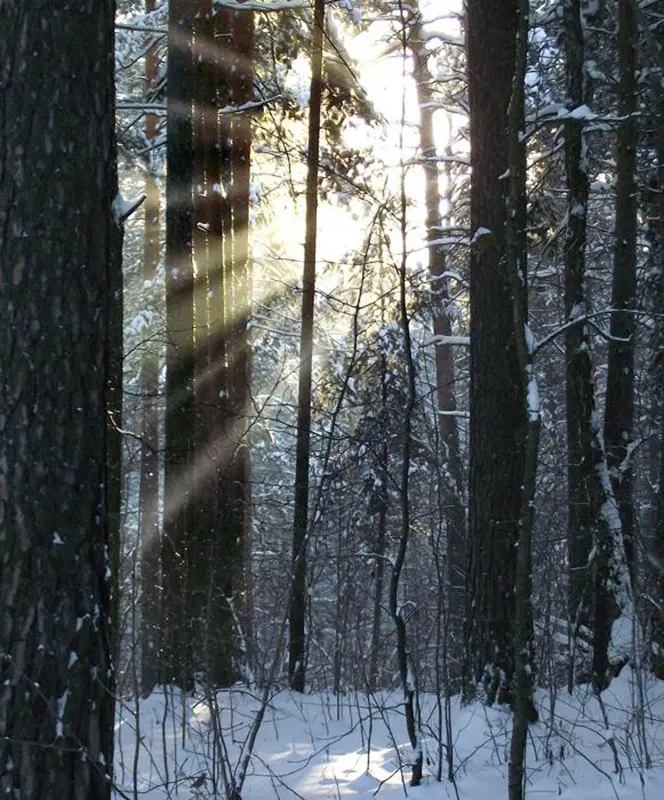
top-left (464, 0), bottom-right (526, 707)
top-left (0, 3), bottom-right (121, 796)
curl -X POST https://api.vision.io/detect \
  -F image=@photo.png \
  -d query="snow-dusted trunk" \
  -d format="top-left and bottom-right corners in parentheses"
top-left (504, 4), bottom-right (538, 796)
top-left (0, 3), bottom-right (121, 796)
top-left (603, 0), bottom-right (638, 582)
top-left (650, 85), bottom-right (664, 677)
top-left (563, 0), bottom-right (594, 651)
top-left (561, 0), bottom-right (619, 690)
top-left (464, 0), bottom-right (526, 707)
top-left (390, 73), bottom-right (422, 785)
top-left (139, 0), bottom-right (162, 697)
top-left (581, 0), bottom-right (638, 690)
top-left (289, 0), bottom-right (325, 692)
top-left (410, 7), bottom-right (466, 664)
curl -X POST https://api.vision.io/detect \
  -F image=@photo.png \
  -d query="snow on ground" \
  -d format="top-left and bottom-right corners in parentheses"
top-left (114, 668), bottom-right (664, 798)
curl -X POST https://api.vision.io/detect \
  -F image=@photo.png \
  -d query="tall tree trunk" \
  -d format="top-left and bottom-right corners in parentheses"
top-left (289, 0), bottom-right (325, 693)
top-left (464, 0), bottom-right (525, 708)
top-left (191, 0), bottom-right (226, 686)
top-left (562, 0), bottom-right (616, 690)
top-left (586, 0), bottom-right (638, 688)
top-left (390, 132), bottom-right (423, 787)
top-left (228, 3), bottom-right (255, 675)
top-left (505, 3), bottom-right (538, 797)
top-left (162, 0), bottom-right (196, 687)
top-left (140, 0), bottom-right (163, 696)
top-left (604, 0), bottom-right (638, 582)
top-left (651, 86), bottom-right (664, 677)
top-left (410, 7), bottom-right (466, 664)
top-left (205, 5), bottom-right (239, 686)
top-left (369, 300), bottom-right (389, 694)
top-left (0, 3), bottom-right (121, 796)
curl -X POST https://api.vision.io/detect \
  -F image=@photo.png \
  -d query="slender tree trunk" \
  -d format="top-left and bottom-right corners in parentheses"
top-left (140, 0), bottom-right (162, 696)
top-left (289, 0), bottom-right (325, 693)
top-left (562, 0), bottom-right (618, 690)
top-left (604, 0), bottom-right (638, 582)
top-left (464, 0), bottom-right (525, 708)
top-left (651, 87), bottom-right (664, 677)
top-left (505, 4), bottom-right (538, 797)
top-left (564, 0), bottom-right (594, 650)
top-left (229, 3), bottom-right (255, 674)
top-left (410, 7), bottom-right (466, 662)
top-left (581, 0), bottom-right (638, 689)
top-left (390, 198), bottom-right (423, 788)
top-left (0, 3), bottom-right (121, 795)
top-left (369, 326), bottom-right (389, 694)
top-left (162, 0), bottom-right (195, 687)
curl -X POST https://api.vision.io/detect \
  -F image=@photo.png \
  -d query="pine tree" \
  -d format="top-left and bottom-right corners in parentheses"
top-left (464, 0), bottom-right (526, 708)
top-left (0, 3), bottom-right (121, 795)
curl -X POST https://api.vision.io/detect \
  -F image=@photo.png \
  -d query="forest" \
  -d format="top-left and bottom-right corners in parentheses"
top-left (1, 0), bottom-right (663, 798)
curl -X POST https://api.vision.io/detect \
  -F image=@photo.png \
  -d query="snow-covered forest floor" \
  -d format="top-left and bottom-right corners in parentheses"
top-left (114, 668), bottom-right (664, 798)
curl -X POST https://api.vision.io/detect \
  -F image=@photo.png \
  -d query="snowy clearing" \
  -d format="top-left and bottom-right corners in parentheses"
top-left (114, 668), bottom-right (664, 798)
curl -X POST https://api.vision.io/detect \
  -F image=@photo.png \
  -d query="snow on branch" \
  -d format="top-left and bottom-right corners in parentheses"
top-left (117, 103), bottom-right (167, 113)
top-left (428, 270), bottom-right (467, 285)
top-left (423, 334), bottom-right (470, 347)
top-left (532, 310), bottom-right (632, 356)
top-left (115, 23), bottom-right (167, 34)
top-left (112, 193), bottom-right (146, 225)
top-left (428, 235), bottom-right (470, 247)
top-left (417, 154), bottom-right (470, 166)
top-left (218, 96), bottom-right (281, 114)
top-left (213, 0), bottom-right (305, 10)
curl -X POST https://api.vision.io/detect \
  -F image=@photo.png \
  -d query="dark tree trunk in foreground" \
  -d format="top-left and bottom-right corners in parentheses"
top-left (140, 0), bottom-right (162, 696)
top-left (0, 3), bottom-right (121, 797)
top-left (289, 0), bottom-right (325, 693)
top-left (162, 0), bottom-right (196, 687)
top-left (464, 0), bottom-right (525, 707)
